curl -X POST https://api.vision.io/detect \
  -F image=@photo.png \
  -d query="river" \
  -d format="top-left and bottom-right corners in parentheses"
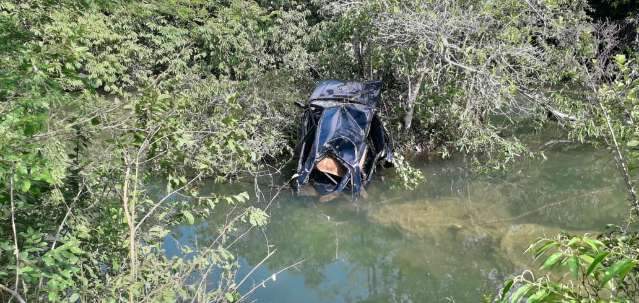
top-left (166, 127), bottom-right (629, 302)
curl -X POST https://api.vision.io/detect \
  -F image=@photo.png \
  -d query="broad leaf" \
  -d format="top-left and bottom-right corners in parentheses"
top-left (182, 210), bottom-right (195, 225)
top-left (501, 279), bottom-right (514, 300)
top-left (586, 252), bottom-right (609, 276)
top-left (510, 284), bottom-right (532, 303)
top-left (541, 252), bottom-right (564, 270)
top-left (600, 260), bottom-right (636, 287)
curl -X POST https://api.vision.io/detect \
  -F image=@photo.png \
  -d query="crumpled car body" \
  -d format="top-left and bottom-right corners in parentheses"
top-left (292, 80), bottom-right (393, 200)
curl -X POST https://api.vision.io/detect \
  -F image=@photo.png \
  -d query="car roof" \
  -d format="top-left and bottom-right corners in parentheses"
top-left (309, 80), bottom-right (382, 106)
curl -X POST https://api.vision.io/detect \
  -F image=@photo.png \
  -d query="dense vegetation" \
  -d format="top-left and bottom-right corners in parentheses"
top-left (0, 0), bottom-right (638, 302)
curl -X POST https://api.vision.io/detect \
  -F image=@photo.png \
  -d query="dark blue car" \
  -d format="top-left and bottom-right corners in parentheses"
top-left (292, 80), bottom-right (393, 200)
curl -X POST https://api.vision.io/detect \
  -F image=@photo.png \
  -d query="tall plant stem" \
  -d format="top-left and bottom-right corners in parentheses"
top-left (122, 153), bottom-right (136, 303)
top-left (9, 168), bottom-right (20, 298)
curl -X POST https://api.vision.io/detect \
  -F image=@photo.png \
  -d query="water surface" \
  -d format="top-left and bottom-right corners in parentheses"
top-left (168, 134), bottom-right (629, 302)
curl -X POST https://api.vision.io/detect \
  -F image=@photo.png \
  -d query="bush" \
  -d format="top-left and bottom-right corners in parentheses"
top-left (495, 229), bottom-right (639, 302)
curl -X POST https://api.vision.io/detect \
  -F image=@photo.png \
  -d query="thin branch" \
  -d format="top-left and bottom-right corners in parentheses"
top-left (9, 167), bottom-right (20, 296)
top-left (0, 283), bottom-right (26, 303)
top-left (37, 185), bottom-right (85, 291)
top-left (239, 259), bottom-right (305, 302)
top-left (596, 98), bottom-right (639, 214)
top-left (32, 104), bottom-right (122, 140)
top-left (134, 172), bottom-right (202, 232)
top-left (121, 151), bottom-right (136, 303)
top-left (518, 89), bottom-right (579, 122)
top-left (235, 249), bottom-right (277, 292)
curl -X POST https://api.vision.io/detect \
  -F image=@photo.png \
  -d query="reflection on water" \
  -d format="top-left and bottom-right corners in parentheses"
top-left (167, 139), bottom-right (628, 302)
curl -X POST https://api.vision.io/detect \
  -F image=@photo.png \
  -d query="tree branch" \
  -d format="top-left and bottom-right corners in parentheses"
top-left (134, 172), bottom-right (202, 232)
top-left (0, 283), bottom-right (26, 303)
top-left (9, 167), bottom-right (20, 297)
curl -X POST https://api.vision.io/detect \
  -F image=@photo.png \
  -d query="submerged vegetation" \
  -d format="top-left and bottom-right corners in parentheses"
top-left (0, 0), bottom-right (638, 302)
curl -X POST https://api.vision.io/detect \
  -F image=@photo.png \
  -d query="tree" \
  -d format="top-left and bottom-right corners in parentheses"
top-left (0, 1), bottom-right (303, 301)
top-left (323, 0), bottom-right (594, 163)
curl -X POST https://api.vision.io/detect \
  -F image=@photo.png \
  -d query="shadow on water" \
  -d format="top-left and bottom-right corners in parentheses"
top-left (165, 131), bottom-right (629, 302)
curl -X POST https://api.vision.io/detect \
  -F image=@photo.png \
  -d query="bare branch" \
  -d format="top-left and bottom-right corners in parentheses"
top-left (0, 283), bottom-right (26, 303)
top-left (9, 167), bottom-right (20, 297)
top-left (134, 172), bottom-right (203, 232)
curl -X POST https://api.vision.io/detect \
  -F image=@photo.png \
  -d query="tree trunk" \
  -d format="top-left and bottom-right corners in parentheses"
top-left (404, 72), bottom-right (425, 130)
top-left (121, 154), bottom-right (137, 303)
top-left (352, 33), bottom-right (367, 79)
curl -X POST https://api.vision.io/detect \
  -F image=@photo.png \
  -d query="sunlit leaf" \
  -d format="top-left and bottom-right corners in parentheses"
top-left (565, 256), bottom-right (579, 279)
top-left (566, 237), bottom-right (580, 247)
top-left (501, 279), bottom-right (514, 299)
top-left (541, 252), bottom-right (564, 270)
top-left (600, 260), bottom-right (636, 287)
top-left (21, 180), bottom-right (31, 192)
top-left (583, 238), bottom-right (605, 252)
top-left (225, 292), bottom-right (236, 302)
top-left (586, 252), bottom-right (609, 276)
top-left (182, 210), bottom-right (195, 225)
top-left (533, 240), bottom-right (558, 260)
top-left (510, 284), bottom-right (532, 303)
top-left (527, 289), bottom-right (548, 303)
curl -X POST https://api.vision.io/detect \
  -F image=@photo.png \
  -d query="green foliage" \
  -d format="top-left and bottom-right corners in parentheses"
top-left (317, 0), bottom-right (599, 168)
top-left (0, 0), bottom-right (305, 301)
top-left (390, 155), bottom-right (425, 191)
top-left (495, 230), bottom-right (639, 302)
top-left (491, 34), bottom-right (639, 303)
top-left (1, 0), bottom-right (638, 301)
top-left (600, 54), bottom-right (639, 173)
top-left (564, 49), bottom-right (639, 212)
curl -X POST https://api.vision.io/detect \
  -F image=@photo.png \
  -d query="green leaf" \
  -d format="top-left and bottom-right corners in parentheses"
top-left (225, 292), bottom-right (235, 302)
top-left (236, 191), bottom-right (249, 203)
top-left (68, 244), bottom-right (83, 255)
top-left (541, 252), bottom-right (563, 270)
top-left (21, 180), bottom-right (31, 192)
top-left (566, 237), bottom-right (580, 248)
top-left (19, 266), bottom-right (34, 274)
top-left (0, 242), bottom-right (12, 251)
top-left (586, 252), bottom-right (609, 276)
top-left (627, 140), bottom-right (639, 148)
top-left (533, 241), bottom-right (558, 259)
top-left (614, 54), bottom-right (626, 66)
top-left (583, 238), bottom-right (604, 252)
top-left (527, 289), bottom-right (549, 303)
top-left (501, 279), bottom-right (514, 299)
top-left (182, 210), bottom-right (195, 225)
top-left (600, 260), bottom-right (636, 287)
top-left (616, 260), bottom-right (636, 280)
top-left (247, 208), bottom-right (268, 227)
top-left (579, 254), bottom-right (594, 264)
top-left (565, 256), bottom-right (579, 279)
top-left (37, 170), bottom-right (53, 184)
top-left (510, 284), bottom-right (532, 303)
top-left (69, 293), bottom-right (80, 302)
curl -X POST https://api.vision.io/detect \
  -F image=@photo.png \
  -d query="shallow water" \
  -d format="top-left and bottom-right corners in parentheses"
top-left (167, 133), bottom-right (630, 302)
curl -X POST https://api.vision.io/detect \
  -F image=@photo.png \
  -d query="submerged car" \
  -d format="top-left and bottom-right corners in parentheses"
top-left (292, 80), bottom-right (393, 200)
